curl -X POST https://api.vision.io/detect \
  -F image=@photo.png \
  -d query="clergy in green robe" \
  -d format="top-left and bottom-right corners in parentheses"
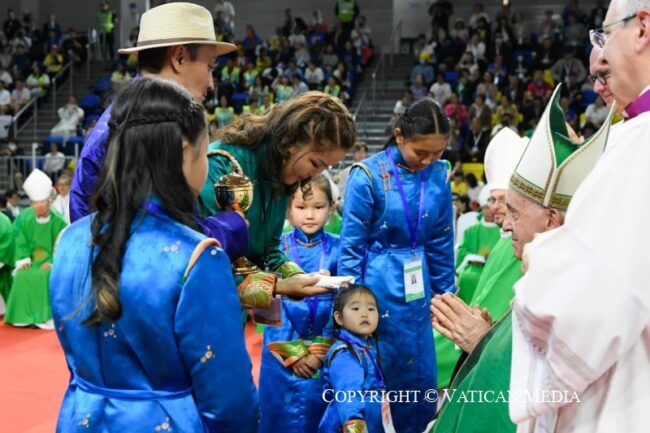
top-left (0, 212), bottom-right (14, 307)
top-left (196, 92), bottom-right (356, 308)
top-left (4, 202), bottom-right (67, 327)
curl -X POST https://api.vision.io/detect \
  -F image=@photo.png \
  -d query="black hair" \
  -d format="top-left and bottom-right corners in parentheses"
top-left (4, 189), bottom-right (17, 199)
top-left (465, 172), bottom-right (478, 188)
top-left (85, 77), bottom-right (207, 325)
top-left (384, 98), bottom-right (451, 148)
top-left (137, 44), bottom-right (200, 74)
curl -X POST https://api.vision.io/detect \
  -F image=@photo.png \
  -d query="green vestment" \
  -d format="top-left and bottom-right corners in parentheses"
top-left (455, 221), bottom-right (501, 304)
top-left (4, 208), bottom-right (67, 325)
top-left (0, 212), bottom-right (14, 303)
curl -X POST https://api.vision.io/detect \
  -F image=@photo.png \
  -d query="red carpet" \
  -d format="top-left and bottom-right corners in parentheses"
top-left (0, 320), bottom-right (262, 433)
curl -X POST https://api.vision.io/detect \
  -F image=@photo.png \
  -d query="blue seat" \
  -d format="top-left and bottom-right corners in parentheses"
top-left (445, 71), bottom-right (458, 86)
top-left (93, 75), bottom-right (112, 95)
top-left (65, 136), bottom-right (85, 156)
top-left (231, 92), bottom-right (249, 113)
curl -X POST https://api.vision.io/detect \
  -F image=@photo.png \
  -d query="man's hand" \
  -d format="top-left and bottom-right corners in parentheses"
top-left (431, 293), bottom-right (492, 353)
top-left (275, 273), bottom-right (330, 298)
top-left (40, 263), bottom-right (52, 272)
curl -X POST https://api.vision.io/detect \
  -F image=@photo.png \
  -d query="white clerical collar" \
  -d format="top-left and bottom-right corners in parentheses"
top-left (36, 214), bottom-right (51, 224)
top-left (482, 220), bottom-right (497, 228)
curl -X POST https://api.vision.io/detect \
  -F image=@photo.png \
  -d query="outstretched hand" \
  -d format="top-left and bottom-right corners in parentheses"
top-left (431, 292), bottom-right (492, 353)
top-left (275, 273), bottom-right (330, 298)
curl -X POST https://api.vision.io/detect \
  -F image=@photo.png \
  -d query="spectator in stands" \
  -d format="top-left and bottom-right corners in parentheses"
top-left (522, 96), bottom-right (545, 129)
top-left (429, 0), bottom-right (454, 33)
top-left (410, 74), bottom-right (429, 101)
top-left (563, 13), bottom-right (587, 47)
top-left (341, 40), bottom-right (360, 73)
top-left (249, 75), bottom-right (269, 105)
top-left (10, 44), bottom-right (31, 78)
top-left (43, 28), bottom-right (61, 52)
top-left (333, 62), bottom-right (351, 90)
top-left (43, 142), bottom-right (66, 180)
top-left (451, 18), bottom-right (470, 43)
top-left (584, 96), bottom-right (608, 128)
top-left (476, 71), bottom-right (498, 108)
top-left (493, 16), bottom-right (515, 59)
top-left (242, 62), bottom-right (258, 90)
top-left (214, 95), bottom-right (235, 128)
top-left (589, 0), bottom-right (607, 28)
top-left (464, 117), bottom-right (490, 162)
top-left (468, 3), bottom-right (490, 31)
top-left (290, 73), bottom-right (308, 98)
top-left (535, 35), bottom-right (560, 70)
top-left (43, 44), bottom-right (64, 76)
top-left (468, 93), bottom-right (492, 131)
top-left (335, 0), bottom-right (359, 37)
top-left (4, 189), bottom-right (20, 220)
top-left (512, 11), bottom-right (529, 48)
top-left (283, 59), bottom-right (303, 80)
top-left (273, 75), bottom-right (293, 103)
top-left (466, 33), bottom-right (486, 64)
top-left (538, 9), bottom-right (561, 40)
top-left (389, 90), bottom-right (413, 129)
top-left (551, 47), bottom-right (586, 86)
top-left (494, 94), bottom-right (520, 129)
top-left (256, 47), bottom-right (271, 73)
top-left (487, 53), bottom-right (508, 85)
top-left (504, 72), bottom-right (526, 106)
top-left (320, 43), bottom-right (340, 73)
top-left (445, 92), bottom-right (469, 126)
top-left (411, 56), bottom-right (435, 87)
top-left (304, 60), bottom-right (324, 90)
top-left (51, 95), bottom-right (84, 140)
top-left (267, 27), bottom-right (285, 63)
top-left (455, 69), bottom-right (473, 105)
top-left (52, 174), bottom-right (71, 223)
top-left (0, 80), bottom-right (10, 114)
top-left (111, 62), bottom-right (132, 93)
top-left (294, 41), bottom-right (310, 69)
top-left (61, 27), bottom-right (84, 66)
top-left (457, 51), bottom-right (480, 83)
top-left (0, 46), bottom-right (12, 69)
top-left (10, 79), bottom-right (30, 113)
top-left (214, 0), bottom-right (236, 32)
top-left (259, 93), bottom-right (274, 112)
top-left (527, 69), bottom-right (552, 99)
top-left (559, 95), bottom-right (577, 127)
top-left (491, 112), bottom-right (517, 137)
top-left (42, 14), bottom-right (61, 38)
top-left (465, 173), bottom-right (484, 207)
top-left (451, 170), bottom-right (468, 196)
top-left (3, 9), bottom-right (21, 40)
top-left (26, 63), bottom-right (50, 98)
top-left (351, 15), bottom-right (372, 64)
top-left (562, 0), bottom-right (587, 25)
top-left (430, 73), bottom-right (452, 105)
top-left (0, 63), bottom-right (10, 88)
top-left (98, 1), bottom-right (118, 61)
top-left (336, 141), bottom-right (367, 198)
top-left (242, 25), bottom-right (262, 61)
top-left (9, 27), bottom-right (31, 52)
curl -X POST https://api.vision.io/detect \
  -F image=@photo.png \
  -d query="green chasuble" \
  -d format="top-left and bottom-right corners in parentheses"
top-left (4, 208), bottom-right (67, 325)
top-left (455, 221), bottom-right (501, 304)
top-left (431, 312), bottom-right (515, 433)
top-left (198, 140), bottom-right (291, 273)
top-left (324, 211), bottom-right (342, 235)
top-left (435, 236), bottom-right (520, 389)
top-left (0, 212), bottom-right (14, 303)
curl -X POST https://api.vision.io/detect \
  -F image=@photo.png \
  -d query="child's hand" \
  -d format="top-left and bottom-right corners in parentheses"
top-left (291, 354), bottom-right (322, 378)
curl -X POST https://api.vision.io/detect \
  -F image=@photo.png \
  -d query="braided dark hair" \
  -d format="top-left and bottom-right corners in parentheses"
top-left (384, 97), bottom-right (451, 149)
top-left (84, 77), bottom-right (207, 325)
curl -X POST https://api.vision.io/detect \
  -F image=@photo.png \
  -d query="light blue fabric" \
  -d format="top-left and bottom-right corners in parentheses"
top-left (50, 206), bottom-right (258, 433)
top-left (258, 228), bottom-right (340, 433)
top-left (318, 329), bottom-right (383, 433)
top-left (338, 147), bottom-right (455, 433)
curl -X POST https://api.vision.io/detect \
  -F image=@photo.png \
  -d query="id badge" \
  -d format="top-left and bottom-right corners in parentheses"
top-left (382, 400), bottom-right (397, 433)
top-left (403, 256), bottom-right (425, 302)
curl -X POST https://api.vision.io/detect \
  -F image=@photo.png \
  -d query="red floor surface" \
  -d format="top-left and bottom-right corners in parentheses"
top-left (0, 320), bottom-right (262, 433)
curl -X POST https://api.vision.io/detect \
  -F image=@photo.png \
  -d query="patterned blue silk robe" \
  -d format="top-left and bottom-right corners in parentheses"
top-left (318, 330), bottom-right (384, 433)
top-left (338, 147), bottom-right (455, 433)
top-left (258, 228), bottom-right (340, 433)
top-left (49, 205), bottom-right (258, 433)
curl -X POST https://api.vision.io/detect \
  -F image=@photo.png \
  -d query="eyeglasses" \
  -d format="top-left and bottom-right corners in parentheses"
top-left (589, 13), bottom-right (637, 48)
top-left (588, 70), bottom-right (610, 86)
top-left (487, 196), bottom-right (506, 206)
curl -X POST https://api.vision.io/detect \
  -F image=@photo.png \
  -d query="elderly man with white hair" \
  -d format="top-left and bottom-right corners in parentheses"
top-left (509, 0), bottom-right (650, 431)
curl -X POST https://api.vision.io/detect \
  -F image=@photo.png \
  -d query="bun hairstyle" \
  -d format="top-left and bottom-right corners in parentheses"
top-left (384, 98), bottom-right (451, 149)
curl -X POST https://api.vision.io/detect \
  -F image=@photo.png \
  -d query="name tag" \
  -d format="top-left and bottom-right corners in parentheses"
top-left (404, 256), bottom-right (425, 302)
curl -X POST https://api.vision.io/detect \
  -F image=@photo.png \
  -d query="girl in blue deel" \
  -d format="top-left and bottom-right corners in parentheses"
top-left (259, 174), bottom-right (341, 433)
top-left (338, 98), bottom-right (455, 433)
top-left (319, 284), bottom-right (385, 433)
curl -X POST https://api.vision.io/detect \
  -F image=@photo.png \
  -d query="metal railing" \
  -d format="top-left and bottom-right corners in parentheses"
top-left (51, 61), bottom-right (75, 112)
top-left (369, 20), bottom-right (403, 115)
top-left (11, 96), bottom-right (39, 140)
top-left (352, 90), bottom-right (369, 137)
top-left (1, 155), bottom-right (76, 191)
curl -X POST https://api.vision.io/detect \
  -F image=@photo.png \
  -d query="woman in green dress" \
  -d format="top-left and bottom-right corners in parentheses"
top-left (198, 91), bottom-right (356, 307)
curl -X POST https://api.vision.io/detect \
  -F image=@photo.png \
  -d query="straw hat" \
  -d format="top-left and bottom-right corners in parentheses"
top-left (118, 2), bottom-right (236, 56)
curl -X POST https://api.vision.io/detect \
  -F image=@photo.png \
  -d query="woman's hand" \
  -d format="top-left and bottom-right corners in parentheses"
top-left (275, 273), bottom-right (329, 298)
top-left (431, 293), bottom-right (492, 353)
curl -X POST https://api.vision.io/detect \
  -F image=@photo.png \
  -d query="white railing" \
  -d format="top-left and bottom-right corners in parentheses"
top-left (51, 61), bottom-right (75, 112)
top-left (1, 155), bottom-right (76, 190)
top-left (11, 96), bottom-right (39, 140)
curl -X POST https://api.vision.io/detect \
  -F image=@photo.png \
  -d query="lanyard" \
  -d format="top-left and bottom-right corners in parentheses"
top-left (289, 231), bottom-right (327, 271)
top-left (339, 334), bottom-right (385, 389)
top-left (387, 147), bottom-right (425, 250)
top-left (145, 199), bottom-right (166, 216)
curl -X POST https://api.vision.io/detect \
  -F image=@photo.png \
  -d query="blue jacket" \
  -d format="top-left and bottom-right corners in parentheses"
top-left (319, 330), bottom-right (384, 433)
top-left (50, 202), bottom-right (258, 433)
top-left (258, 228), bottom-right (340, 433)
top-left (338, 147), bottom-right (455, 433)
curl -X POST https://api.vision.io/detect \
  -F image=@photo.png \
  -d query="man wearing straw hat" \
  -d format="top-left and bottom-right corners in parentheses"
top-left (70, 3), bottom-right (245, 257)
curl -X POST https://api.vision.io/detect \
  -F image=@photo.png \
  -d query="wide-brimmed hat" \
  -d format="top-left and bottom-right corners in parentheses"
top-left (118, 2), bottom-right (236, 56)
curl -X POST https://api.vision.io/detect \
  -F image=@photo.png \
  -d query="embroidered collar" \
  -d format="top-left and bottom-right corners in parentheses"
top-left (292, 227), bottom-right (324, 246)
